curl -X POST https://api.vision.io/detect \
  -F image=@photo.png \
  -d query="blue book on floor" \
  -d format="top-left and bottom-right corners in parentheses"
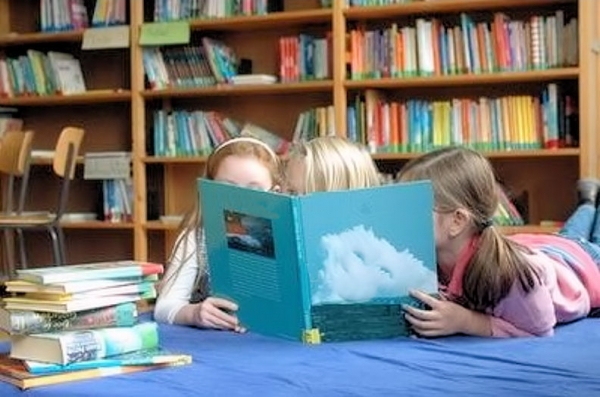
top-left (200, 179), bottom-right (438, 343)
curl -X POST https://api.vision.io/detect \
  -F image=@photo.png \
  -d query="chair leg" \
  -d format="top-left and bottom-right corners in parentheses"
top-left (47, 226), bottom-right (62, 267)
top-left (16, 229), bottom-right (27, 269)
top-left (2, 229), bottom-right (15, 277)
top-left (56, 226), bottom-right (67, 265)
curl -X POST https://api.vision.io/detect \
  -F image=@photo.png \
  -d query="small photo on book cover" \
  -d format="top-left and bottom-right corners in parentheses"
top-left (224, 210), bottom-right (275, 259)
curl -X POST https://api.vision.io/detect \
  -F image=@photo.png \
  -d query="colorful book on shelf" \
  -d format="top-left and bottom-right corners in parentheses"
top-left (10, 322), bottom-right (159, 365)
top-left (0, 302), bottom-right (138, 335)
top-left (14, 260), bottom-right (164, 285)
top-left (202, 37), bottom-right (238, 84)
top-left (0, 352), bottom-right (191, 390)
top-left (24, 347), bottom-right (191, 375)
top-left (200, 179), bottom-right (438, 343)
top-left (240, 123), bottom-right (291, 155)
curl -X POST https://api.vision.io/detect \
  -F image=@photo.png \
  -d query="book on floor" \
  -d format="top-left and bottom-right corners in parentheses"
top-left (10, 322), bottom-right (159, 365)
top-left (0, 302), bottom-right (138, 335)
top-left (15, 260), bottom-right (163, 285)
top-left (199, 179), bottom-right (438, 343)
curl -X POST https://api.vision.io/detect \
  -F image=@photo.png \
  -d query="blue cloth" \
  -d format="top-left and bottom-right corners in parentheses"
top-left (1, 317), bottom-right (600, 396)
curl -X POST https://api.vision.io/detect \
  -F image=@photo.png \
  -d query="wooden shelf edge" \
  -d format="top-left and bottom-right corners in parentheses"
top-left (142, 156), bottom-right (208, 164)
top-left (345, 68), bottom-right (579, 89)
top-left (189, 8), bottom-right (332, 31)
top-left (144, 221), bottom-right (180, 231)
top-left (0, 30), bottom-right (84, 46)
top-left (61, 221), bottom-right (135, 230)
top-left (372, 148), bottom-right (579, 161)
top-left (141, 81), bottom-right (334, 99)
top-left (500, 225), bottom-right (560, 234)
top-left (0, 90), bottom-right (132, 106)
top-left (344, 0), bottom-right (576, 20)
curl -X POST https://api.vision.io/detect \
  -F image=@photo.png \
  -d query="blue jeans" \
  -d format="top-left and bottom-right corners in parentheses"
top-left (559, 203), bottom-right (600, 263)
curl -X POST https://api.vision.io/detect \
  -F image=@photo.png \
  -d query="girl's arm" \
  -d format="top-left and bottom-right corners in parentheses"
top-left (490, 277), bottom-right (557, 337)
top-left (154, 230), bottom-right (200, 325)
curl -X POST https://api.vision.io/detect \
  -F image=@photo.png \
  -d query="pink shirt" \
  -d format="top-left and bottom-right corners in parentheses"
top-left (444, 233), bottom-right (600, 337)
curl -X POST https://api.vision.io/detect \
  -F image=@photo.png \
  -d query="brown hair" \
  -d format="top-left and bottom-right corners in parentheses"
top-left (397, 147), bottom-right (539, 311)
top-left (158, 137), bottom-right (281, 294)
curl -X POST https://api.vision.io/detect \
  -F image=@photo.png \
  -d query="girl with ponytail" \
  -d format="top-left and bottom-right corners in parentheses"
top-left (397, 147), bottom-right (600, 338)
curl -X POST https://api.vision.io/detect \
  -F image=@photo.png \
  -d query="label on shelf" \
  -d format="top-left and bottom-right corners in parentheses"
top-left (139, 21), bottom-right (190, 47)
top-left (82, 26), bottom-right (130, 50)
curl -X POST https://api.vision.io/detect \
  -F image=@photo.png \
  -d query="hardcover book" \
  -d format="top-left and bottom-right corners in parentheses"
top-left (0, 303), bottom-right (138, 335)
top-left (15, 260), bottom-right (164, 285)
top-left (199, 179), bottom-right (438, 343)
top-left (10, 322), bottom-right (159, 365)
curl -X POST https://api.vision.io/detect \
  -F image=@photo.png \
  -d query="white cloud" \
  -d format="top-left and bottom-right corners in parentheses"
top-left (312, 225), bottom-right (437, 304)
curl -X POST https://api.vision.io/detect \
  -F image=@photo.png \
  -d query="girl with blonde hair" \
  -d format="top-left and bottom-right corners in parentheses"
top-left (398, 146), bottom-right (600, 338)
top-left (285, 136), bottom-right (382, 195)
top-left (154, 137), bottom-right (282, 331)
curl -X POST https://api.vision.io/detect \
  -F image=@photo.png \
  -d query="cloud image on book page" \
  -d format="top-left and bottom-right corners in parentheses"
top-left (312, 225), bottom-right (437, 305)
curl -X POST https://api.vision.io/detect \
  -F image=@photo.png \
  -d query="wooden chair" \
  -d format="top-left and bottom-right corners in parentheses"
top-left (0, 130), bottom-right (35, 276)
top-left (0, 127), bottom-right (84, 268)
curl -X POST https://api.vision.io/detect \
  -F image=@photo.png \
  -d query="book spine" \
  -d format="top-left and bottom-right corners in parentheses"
top-left (6, 303), bottom-right (138, 335)
top-left (291, 199), bottom-right (313, 333)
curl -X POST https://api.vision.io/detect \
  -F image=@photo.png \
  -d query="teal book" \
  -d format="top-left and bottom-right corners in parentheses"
top-left (15, 260), bottom-right (164, 284)
top-left (199, 179), bottom-right (438, 343)
top-left (24, 347), bottom-right (192, 375)
top-left (10, 322), bottom-right (159, 365)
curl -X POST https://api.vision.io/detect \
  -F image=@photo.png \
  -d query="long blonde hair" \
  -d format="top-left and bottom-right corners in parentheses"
top-left (158, 137), bottom-right (281, 295)
top-left (397, 147), bottom-right (539, 311)
top-left (287, 136), bottom-right (381, 193)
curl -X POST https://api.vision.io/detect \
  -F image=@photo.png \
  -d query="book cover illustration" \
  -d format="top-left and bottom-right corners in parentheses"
top-left (0, 303), bottom-right (138, 335)
top-left (200, 179), bottom-right (437, 343)
top-left (10, 322), bottom-right (159, 365)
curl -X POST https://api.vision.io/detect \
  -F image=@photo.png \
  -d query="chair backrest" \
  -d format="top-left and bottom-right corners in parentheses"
top-left (0, 131), bottom-right (25, 175)
top-left (0, 131), bottom-right (34, 214)
top-left (54, 127), bottom-right (84, 179)
top-left (53, 127), bottom-right (84, 219)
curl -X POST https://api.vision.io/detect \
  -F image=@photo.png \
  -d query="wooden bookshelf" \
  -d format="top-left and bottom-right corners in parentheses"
top-left (141, 81), bottom-right (334, 99)
top-left (345, 68), bottom-right (580, 90)
top-left (0, 0), bottom-right (597, 267)
top-left (343, 0), bottom-right (576, 20)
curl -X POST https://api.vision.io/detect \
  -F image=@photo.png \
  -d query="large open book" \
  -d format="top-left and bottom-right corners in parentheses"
top-left (200, 179), bottom-right (438, 343)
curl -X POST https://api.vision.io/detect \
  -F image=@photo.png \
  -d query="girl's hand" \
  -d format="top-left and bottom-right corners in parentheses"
top-left (194, 297), bottom-right (245, 333)
top-left (403, 290), bottom-right (491, 337)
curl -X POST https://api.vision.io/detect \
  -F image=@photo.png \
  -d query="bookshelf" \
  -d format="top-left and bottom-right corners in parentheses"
top-left (0, 0), bottom-right (598, 266)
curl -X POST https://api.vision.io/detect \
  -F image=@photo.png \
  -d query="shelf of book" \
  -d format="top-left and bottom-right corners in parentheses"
top-left (344, 68), bottom-right (580, 90)
top-left (0, 30), bottom-right (85, 46)
top-left (343, 0), bottom-right (576, 20)
top-left (141, 81), bottom-right (334, 99)
top-left (144, 221), bottom-right (179, 231)
top-left (143, 156), bottom-right (208, 164)
top-left (0, 0), bottom-right (594, 267)
top-left (188, 8), bottom-right (333, 31)
top-left (372, 148), bottom-right (580, 161)
top-left (0, 91), bottom-right (132, 107)
top-left (60, 221), bottom-right (135, 230)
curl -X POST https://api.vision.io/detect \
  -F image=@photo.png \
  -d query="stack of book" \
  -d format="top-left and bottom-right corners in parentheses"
top-left (0, 260), bottom-right (192, 390)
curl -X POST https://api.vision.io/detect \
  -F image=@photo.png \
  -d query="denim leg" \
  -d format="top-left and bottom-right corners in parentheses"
top-left (591, 207), bottom-right (600, 244)
top-left (559, 203), bottom-right (596, 241)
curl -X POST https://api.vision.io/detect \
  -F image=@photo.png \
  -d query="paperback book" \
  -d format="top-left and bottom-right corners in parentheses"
top-left (200, 179), bottom-right (438, 343)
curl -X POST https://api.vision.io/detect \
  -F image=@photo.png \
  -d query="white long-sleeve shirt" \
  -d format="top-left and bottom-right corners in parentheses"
top-left (154, 228), bottom-right (208, 324)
